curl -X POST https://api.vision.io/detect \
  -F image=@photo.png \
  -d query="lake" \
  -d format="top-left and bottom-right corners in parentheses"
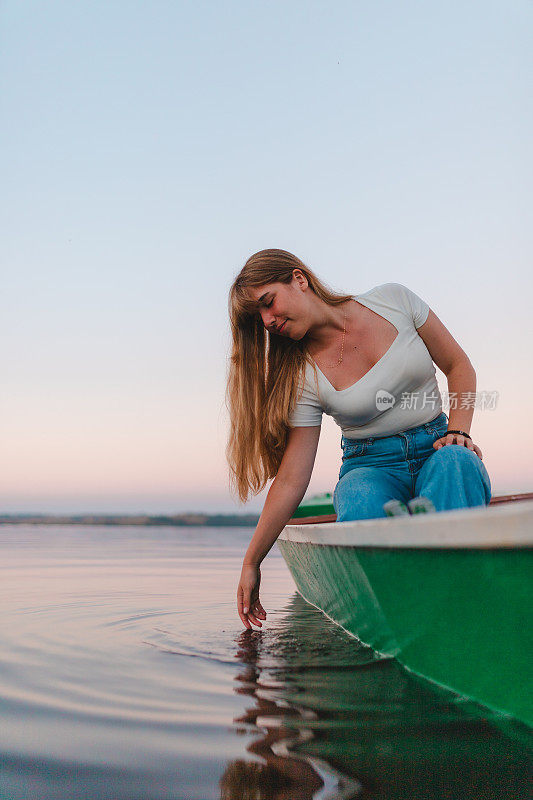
top-left (1, 524), bottom-right (531, 799)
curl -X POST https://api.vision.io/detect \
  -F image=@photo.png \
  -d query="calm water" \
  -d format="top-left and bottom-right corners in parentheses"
top-left (0, 524), bottom-right (531, 800)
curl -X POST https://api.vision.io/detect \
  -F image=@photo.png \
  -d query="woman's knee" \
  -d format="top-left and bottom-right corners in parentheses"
top-left (428, 444), bottom-right (480, 471)
top-left (333, 468), bottom-right (396, 522)
top-left (421, 445), bottom-right (491, 503)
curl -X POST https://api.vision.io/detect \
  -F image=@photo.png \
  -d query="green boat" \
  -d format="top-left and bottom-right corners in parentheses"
top-left (278, 494), bottom-right (533, 728)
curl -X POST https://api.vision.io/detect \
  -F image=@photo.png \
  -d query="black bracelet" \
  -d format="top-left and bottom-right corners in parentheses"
top-left (446, 429), bottom-right (472, 439)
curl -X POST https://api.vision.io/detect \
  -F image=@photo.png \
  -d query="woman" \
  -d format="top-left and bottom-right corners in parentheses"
top-left (226, 249), bottom-right (492, 630)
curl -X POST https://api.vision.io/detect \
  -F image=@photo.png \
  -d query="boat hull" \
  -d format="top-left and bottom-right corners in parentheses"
top-left (278, 501), bottom-right (533, 728)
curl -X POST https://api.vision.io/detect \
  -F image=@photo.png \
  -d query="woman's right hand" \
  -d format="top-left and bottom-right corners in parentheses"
top-left (237, 564), bottom-right (267, 629)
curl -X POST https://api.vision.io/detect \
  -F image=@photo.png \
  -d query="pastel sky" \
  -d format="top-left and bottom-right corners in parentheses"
top-left (1, 1), bottom-right (531, 513)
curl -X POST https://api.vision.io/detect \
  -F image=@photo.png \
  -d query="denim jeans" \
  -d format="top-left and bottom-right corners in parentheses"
top-left (333, 411), bottom-right (492, 522)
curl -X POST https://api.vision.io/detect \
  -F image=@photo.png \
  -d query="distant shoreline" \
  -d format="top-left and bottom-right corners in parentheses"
top-left (0, 513), bottom-right (259, 528)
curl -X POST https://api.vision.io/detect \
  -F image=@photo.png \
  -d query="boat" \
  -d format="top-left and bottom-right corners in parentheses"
top-left (277, 492), bottom-right (533, 728)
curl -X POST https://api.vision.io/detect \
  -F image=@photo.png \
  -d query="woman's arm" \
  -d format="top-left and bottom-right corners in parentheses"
top-left (243, 425), bottom-right (321, 566)
top-left (444, 359), bottom-right (476, 434)
top-left (237, 425), bottom-right (321, 629)
top-left (416, 308), bottom-right (483, 458)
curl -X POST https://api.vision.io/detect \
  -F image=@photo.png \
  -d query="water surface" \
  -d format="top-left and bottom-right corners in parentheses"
top-left (0, 524), bottom-right (531, 799)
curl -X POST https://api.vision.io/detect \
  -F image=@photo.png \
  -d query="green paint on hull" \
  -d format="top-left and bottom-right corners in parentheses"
top-left (278, 539), bottom-right (533, 728)
top-left (292, 492), bottom-right (334, 518)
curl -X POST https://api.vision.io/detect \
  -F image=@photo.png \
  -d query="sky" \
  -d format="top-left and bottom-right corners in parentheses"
top-left (1, 1), bottom-right (531, 513)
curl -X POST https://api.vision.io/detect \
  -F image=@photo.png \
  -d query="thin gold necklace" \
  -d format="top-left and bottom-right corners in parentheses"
top-left (312, 305), bottom-right (352, 369)
top-left (334, 307), bottom-right (347, 366)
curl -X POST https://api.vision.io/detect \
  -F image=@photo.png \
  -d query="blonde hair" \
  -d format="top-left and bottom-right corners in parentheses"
top-left (226, 248), bottom-right (354, 503)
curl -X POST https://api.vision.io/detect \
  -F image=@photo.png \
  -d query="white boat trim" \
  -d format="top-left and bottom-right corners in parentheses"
top-left (279, 499), bottom-right (533, 549)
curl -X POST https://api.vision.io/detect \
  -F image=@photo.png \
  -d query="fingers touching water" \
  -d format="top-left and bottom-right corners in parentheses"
top-left (237, 564), bottom-right (267, 630)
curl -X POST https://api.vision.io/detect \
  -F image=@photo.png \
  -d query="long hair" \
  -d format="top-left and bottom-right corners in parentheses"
top-left (226, 248), bottom-right (354, 503)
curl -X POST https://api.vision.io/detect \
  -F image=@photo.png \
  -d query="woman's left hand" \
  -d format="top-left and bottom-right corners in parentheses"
top-left (433, 433), bottom-right (483, 460)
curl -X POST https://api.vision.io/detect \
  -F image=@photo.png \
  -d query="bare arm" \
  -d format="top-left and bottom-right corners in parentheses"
top-left (243, 425), bottom-right (321, 566)
top-left (416, 309), bottom-right (483, 458)
top-left (237, 425), bottom-right (321, 629)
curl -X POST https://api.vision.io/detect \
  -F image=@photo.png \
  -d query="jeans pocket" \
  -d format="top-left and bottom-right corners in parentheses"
top-left (426, 414), bottom-right (448, 439)
top-left (427, 428), bottom-right (448, 447)
top-left (342, 441), bottom-right (367, 460)
top-left (427, 414), bottom-right (448, 439)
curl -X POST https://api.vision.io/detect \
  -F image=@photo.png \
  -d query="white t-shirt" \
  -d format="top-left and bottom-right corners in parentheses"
top-left (288, 282), bottom-right (442, 439)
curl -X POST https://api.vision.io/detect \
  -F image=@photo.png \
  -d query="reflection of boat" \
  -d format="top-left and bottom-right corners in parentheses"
top-left (278, 493), bottom-right (533, 728)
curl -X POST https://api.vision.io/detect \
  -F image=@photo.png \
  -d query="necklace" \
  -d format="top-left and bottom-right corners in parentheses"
top-left (332, 306), bottom-right (347, 367)
top-left (312, 304), bottom-right (354, 369)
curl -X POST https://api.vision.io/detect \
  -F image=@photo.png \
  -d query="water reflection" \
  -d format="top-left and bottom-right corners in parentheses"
top-left (225, 594), bottom-right (532, 800)
top-left (224, 627), bottom-right (359, 799)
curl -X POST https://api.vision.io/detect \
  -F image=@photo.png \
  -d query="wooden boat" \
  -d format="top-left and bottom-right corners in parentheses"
top-left (278, 492), bottom-right (533, 728)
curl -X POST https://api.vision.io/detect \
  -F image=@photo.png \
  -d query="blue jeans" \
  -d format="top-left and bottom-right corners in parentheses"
top-left (333, 411), bottom-right (492, 522)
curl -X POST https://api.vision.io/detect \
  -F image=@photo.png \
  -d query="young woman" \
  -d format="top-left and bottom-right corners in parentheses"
top-left (226, 249), bottom-right (492, 630)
